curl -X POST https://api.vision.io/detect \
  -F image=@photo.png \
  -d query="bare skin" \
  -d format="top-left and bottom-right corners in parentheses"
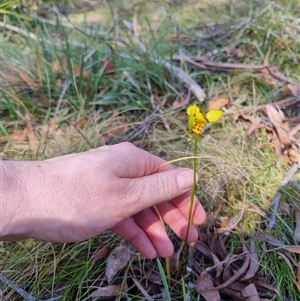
top-left (1, 142), bottom-right (206, 258)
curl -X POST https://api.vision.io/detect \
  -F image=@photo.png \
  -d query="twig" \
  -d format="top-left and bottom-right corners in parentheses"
top-left (290, 180), bottom-right (300, 192)
top-left (171, 56), bottom-right (296, 85)
top-left (0, 272), bottom-right (61, 301)
top-left (154, 59), bottom-right (206, 102)
top-left (269, 163), bottom-right (300, 229)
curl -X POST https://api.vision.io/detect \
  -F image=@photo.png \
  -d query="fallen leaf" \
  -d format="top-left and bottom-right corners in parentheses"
top-left (92, 246), bottom-right (111, 262)
top-left (241, 283), bottom-right (260, 301)
top-left (106, 245), bottom-right (133, 283)
top-left (195, 272), bottom-right (221, 301)
top-left (283, 247), bottom-right (300, 254)
top-left (215, 252), bottom-right (251, 290)
top-left (265, 104), bottom-right (292, 146)
top-left (287, 84), bottom-right (300, 99)
top-left (241, 239), bottom-right (259, 281)
top-left (102, 58), bottom-right (115, 74)
top-left (239, 115), bottom-right (262, 138)
top-left (89, 284), bottom-right (123, 297)
top-left (208, 97), bottom-right (230, 110)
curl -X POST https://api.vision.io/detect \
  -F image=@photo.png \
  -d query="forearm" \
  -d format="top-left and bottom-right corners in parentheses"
top-left (0, 160), bottom-right (42, 240)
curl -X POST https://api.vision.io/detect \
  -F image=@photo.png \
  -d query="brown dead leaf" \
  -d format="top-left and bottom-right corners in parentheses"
top-left (283, 247), bottom-right (300, 254)
top-left (92, 246), bottom-right (111, 262)
top-left (215, 252), bottom-right (251, 290)
top-left (191, 232), bottom-right (279, 300)
top-left (239, 115), bottom-right (262, 138)
top-left (208, 97), bottom-right (230, 110)
top-left (241, 239), bottom-right (259, 281)
top-left (266, 104), bottom-right (292, 146)
top-left (287, 84), bottom-right (300, 99)
top-left (195, 272), bottom-right (221, 301)
top-left (89, 284), bottom-right (123, 298)
top-left (106, 245), bottom-right (133, 283)
top-left (241, 284), bottom-right (260, 301)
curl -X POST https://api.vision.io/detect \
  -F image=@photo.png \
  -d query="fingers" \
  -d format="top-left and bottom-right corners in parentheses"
top-left (168, 191), bottom-right (206, 225)
top-left (111, 215), bottom-right (174, 258)
top-left (120, 168), bottom-right (196, 219)
top-left (112, 193), bottom-right (206, 257)
top-left (133, 208), bottom-right (174, 257)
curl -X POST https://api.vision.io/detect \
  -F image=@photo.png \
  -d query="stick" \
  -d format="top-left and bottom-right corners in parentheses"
top-left (171, 56), bottom-right (296, 85)
top-left (155, 59), bottom-right (206, 102)
top-left (0, 272), bottom-right (61, 301)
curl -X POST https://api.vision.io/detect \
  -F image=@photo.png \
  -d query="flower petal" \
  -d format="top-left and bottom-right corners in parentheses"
top-left (205, 110), bottom-right (222, 122)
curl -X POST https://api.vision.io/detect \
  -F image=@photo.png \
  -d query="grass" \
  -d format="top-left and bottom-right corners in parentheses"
top-left (1, 0), bottom-right (300, 300)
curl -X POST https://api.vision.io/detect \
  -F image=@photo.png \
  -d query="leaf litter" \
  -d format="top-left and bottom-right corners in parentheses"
top-left (192, 231), bottom-right (279, 301)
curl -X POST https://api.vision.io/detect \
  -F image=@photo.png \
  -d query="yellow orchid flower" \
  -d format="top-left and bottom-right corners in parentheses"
top-left (187, 104), bottom-right (222, 134)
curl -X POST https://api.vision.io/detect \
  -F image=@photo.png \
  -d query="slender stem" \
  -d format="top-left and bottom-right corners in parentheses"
top-left (185, 134), bottom-right (199, 243)
top-left (176, 135), bottom-right (199, 279)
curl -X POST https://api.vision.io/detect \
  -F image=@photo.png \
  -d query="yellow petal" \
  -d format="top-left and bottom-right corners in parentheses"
top-left (187, 104), bottom-right (200, 116)
top-left (205, 110), bottom-right (222, 122)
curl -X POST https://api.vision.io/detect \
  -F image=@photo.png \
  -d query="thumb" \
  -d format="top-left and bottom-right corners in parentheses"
top-left (125, 168), bottom-right (195, 213)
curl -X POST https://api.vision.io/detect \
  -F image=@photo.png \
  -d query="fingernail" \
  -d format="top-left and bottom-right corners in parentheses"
top-left (176, 169), bottom-right (195, 190)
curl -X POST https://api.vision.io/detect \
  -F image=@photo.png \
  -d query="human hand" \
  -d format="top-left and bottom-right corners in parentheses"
top-left (2, 142), bottom-right (206, 258)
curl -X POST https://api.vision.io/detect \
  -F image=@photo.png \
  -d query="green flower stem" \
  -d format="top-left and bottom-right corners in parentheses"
top-left (185, 134), bottom-right (199, 243)
top-left (176, 134), bottom-right (199, 279)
